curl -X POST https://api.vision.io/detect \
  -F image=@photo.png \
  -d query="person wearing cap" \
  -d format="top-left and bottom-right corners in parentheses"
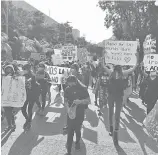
top-left (64, 75), bottom-right (90, 155)
top-left (21, 63), bottom-right (41, 130)
top-left (103, 53), bottom-right (138, 146)
top-left (36, 62), bottom-right (51, 115)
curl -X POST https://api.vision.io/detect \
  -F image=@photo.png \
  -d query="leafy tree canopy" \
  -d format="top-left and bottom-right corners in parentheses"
top-left (98, 0), bottom-right (158, 60)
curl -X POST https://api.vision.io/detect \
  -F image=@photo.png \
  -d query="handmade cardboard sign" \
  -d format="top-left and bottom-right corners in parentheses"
top-left (46, 65), bottom-right (70, 84)
top-left (61, 44), bottom-right (77, 62)
top-left (143, 54), bottom-right (158, 71)
top-left (1, 76), bottom-right (26, 107)
top-left (77, 48), bottom-right (88, 64)
top-left (104, 41), bottom-right (137, 66)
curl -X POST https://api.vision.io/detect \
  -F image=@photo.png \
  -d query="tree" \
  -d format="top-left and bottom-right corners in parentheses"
top-left (98, 1), bottom-right (158, 61)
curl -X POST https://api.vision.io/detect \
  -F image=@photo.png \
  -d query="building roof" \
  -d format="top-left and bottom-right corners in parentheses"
top-left (12, 1), bottom-right (58, 26)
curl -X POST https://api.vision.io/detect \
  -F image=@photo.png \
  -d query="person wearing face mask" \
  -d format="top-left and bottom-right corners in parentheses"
top-left (21, 63), bottom-right (41, 131)
top-left (144, 70), bottom-right (158, 114)
top-left (63, 63), bottom-right (84, 135)
top-left (36, 62), bottom-right (51, 115)
top-left (64, 75), bottom-right (90, 155)
top-left (103, 55), bottom-right (138, 146)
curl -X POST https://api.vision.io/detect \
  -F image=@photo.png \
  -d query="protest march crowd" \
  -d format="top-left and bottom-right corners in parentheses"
top-left (1, 40), bottom-right (158, 155)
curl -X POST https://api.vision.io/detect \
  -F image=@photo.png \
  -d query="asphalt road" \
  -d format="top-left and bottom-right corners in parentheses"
top-left (1, 87), bottom-right (158, 155)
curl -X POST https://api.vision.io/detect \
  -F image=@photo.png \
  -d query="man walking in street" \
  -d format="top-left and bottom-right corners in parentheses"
top-left (64, 75), bottom-right (90, 155)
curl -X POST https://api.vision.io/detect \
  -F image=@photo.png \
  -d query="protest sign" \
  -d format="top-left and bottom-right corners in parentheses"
top-left (143, 54), bottom-right (158, 71)
top-left (46, 65), bottom-right (70, 84)
top-left (1, 76), bottom-right (26, 107)
top-left (143, 100), bottom-right (158, 142)
top-left (104, 41), bottom-right (137, 66)
top-left (16, 61), bottom-right (28, 66)
top-left (61, 44), bottom-right (77, 62)
top-left (52, 49), bottom-right (63, 65)
top-left (31, 53), bottom-right (46, 61)
top-left (143, 34), bottom-right (156, 55)
top-left (77, 48), bottom-right (88, 64)
top-left (52, 54), bottom-right (63, 65)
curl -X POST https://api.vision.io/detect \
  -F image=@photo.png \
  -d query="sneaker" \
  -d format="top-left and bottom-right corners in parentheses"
top-left (98, 110), bottom-right (102, 116)
top-left (63, 126), bottom-right (68, 135)
top-left (75, 142), bottom-right (80, 151)
top-left (109, 126), bottom-right (113, 136)
top-left (23, 121), bottom-right (28, 129)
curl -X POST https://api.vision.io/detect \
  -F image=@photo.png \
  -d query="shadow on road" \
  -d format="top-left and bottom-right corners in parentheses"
top-left (32, 104), bottom-right (66, 136)
top-left (85, 107), bottom-right (99, 127)
top-left (100, 106), bottom-right (136, 143)
top-left (115, 145), bottom-right (128, 155)
top-left (8, 131), bottom-right (44, 155)
top-left (1, 130), bottom-right (13, 147)
top-left (99, 107), bottom-right (110, 132)
top-left (71, 139), bottom-right (87, 155)
top-left (122, 113), bottom-right (158, 155)
top-left (125, 100), bottom-right (146, 123)
top-left (82, 126), bottom-right (98, 144)
top-left (119, 122), bottom-right (136, 143)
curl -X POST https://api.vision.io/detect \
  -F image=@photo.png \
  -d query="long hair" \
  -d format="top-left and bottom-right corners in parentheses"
top-left (112, 65), bottom-right (123, 79)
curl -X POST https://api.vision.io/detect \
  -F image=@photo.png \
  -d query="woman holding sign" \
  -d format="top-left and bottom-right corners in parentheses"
top-left (103, 54), bottom-right (138, 146)
top-left (2, 64), bottom-right (20, 132)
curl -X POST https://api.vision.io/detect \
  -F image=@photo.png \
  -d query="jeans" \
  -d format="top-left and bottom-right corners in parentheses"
top-left (108, 94), bottom-right (123, 131)
top-left (3, 107), bottom-right (15, 127)
top-left (66, 117), bottom-right (83, 153)
top-left (21, 99), bottom-right (35, 122)
top-left (37, 89), bottom-right (47, 110)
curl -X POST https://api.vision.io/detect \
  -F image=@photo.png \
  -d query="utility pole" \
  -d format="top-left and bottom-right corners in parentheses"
top-left (6, 1), bottom-right (9, 36)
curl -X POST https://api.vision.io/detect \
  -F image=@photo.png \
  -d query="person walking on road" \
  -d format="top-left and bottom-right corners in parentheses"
top-left (103, 55), bottom-right (138, 146)
top-left (64, 75), bottom-right (90, 155)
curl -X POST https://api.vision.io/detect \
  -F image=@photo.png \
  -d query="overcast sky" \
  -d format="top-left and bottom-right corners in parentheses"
top-left (25, 0), bottom-right (113, 43)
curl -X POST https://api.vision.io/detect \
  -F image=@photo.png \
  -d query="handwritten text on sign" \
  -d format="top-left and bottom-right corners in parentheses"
top-left (1, 76), bottom-right (26, 107)
top-left (143, 54), bottom-right (158, 71)
top-left (77, 48), bottom-right (88, 64)
top-left (46, 66), bottom-right (70, 84)
top-left (104, 41), bottom-right (137, 65)
top-left (61, 45), bottom-right (77, 62)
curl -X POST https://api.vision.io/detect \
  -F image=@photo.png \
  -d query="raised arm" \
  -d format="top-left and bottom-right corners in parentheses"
top-left (123, 53), bottom-right (139, 77)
